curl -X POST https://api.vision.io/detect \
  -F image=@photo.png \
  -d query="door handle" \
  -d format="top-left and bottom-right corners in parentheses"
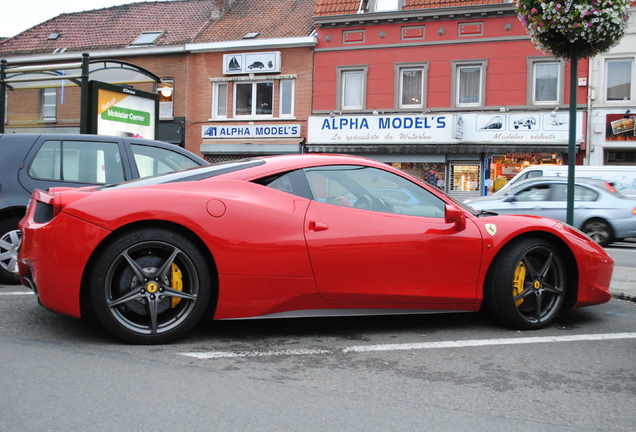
top-left (308, 221), bottom-right (329, 232)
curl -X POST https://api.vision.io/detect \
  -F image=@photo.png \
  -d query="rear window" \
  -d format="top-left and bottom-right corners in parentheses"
top-left (100, 159), bottom-right (265, 190)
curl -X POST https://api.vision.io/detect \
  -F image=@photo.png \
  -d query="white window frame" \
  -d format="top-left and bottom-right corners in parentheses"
top-left (279, 80), bottom-right (295, 118)
top-left (40, 88), bottom-right (57, 122)
top-left (451, 60), bottom-right (487, 108)
top-left (395, 62), bottom-right (428, 109)
top-left (527, 57), bottom-right (564, 105)
top-left (337, 65), bottom-right (368, 111)
top-left (372, 0), bottom-right (402, 12)
top-left (233, 81), bottom-right (274, 118)
top-left (212, 82), bottom-right (228, 119)
top-left (605, 58), bottom-right (634, 102)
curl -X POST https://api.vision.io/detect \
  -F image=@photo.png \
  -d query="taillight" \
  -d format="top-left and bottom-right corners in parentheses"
top-left (632, 207), bottom-right (636, 216)
top-left (31, 188), bottom-right (92, 221)
top-left (606, 182), bottom-right (617, 193)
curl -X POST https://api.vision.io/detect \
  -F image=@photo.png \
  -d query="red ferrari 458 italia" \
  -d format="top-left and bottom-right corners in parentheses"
top-left (18, 154), bottom-right (614, 344)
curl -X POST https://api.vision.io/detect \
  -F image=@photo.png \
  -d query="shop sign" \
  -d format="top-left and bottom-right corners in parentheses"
top-left (202, 124), bottom-right (301, 138)
top-left (308, 112), bottom-right (583, 144)
top-left (461, 112), bottom-right (584, 144)
top-left (223, 52), bottom-right (281, 74)
top-left (308, 115), bottom-right (452, 144)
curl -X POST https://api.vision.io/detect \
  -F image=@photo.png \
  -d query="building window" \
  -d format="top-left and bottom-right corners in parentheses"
top-left (40, 88), bottom-right (56, 121)
top-left (451, 60), bottom-right (487, 107)
top-left (130, 31), bottom-right (163, 46)
top-left (158, 79), bottom-right (174, 119)
top-left (606, 149), bottom-right (636, 164)
top-left (213, 83), bottom-right (228, 119)
top-left (372, 0), bottom-right (402, 12)
top-left (279, 80), bottom-right (294, 117)
top-left (533, 62), bottom-right (561, 104)
top-left (396, 63), bottom-right (427, 109)
top-left (337, 66), bottom-right (368, 111)
top-left (606, 59), bottom-right (633, 101)
top-left (234, 82), bottom-right (273, 117)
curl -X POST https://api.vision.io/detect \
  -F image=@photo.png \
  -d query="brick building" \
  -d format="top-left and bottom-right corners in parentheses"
top-left (0, 0), bottom-right (316, 160)
top-left (308, 0), bottom-right (590, 198)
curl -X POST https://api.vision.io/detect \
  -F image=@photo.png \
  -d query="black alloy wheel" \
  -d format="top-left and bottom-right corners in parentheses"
top-left (89, 229), bottom-right (211, 344)
top-left (485, 238), bottom-right (566, 330)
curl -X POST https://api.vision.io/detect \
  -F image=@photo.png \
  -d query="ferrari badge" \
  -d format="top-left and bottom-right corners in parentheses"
top-left (485, 224), bottom-right (497, 237)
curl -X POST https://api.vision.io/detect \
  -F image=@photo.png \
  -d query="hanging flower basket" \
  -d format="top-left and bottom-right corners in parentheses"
top-left (516, 0), bottom-right (632, 60)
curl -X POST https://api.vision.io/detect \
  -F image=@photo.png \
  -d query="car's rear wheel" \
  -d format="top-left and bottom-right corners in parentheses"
top-left (89, 228), bottom-right (211, 344)
top-left (0, 216), bottom-right (22, 285)
top-left (485, 238), bottom-right (566, 330)
top-left (581, 218), bottom-right (613, 247)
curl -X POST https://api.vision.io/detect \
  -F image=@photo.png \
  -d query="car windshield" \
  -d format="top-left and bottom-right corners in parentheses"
top-left (99, 159), bottom-right (265, 190)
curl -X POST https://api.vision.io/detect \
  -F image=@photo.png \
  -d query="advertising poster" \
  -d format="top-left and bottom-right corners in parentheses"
top-left (90, 81), bottom-right (158, 139)
top-left (605, 113), bottom-right (636, 141)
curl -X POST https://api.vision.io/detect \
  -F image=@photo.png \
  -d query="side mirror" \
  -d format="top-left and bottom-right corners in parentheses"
top-left (504, 195), bottom-right (516, 202)
top-left (445, 204), bottom-right (466, 231)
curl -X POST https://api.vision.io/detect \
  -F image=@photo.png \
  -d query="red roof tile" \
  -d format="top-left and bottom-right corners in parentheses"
top-left (2, 0), bottom-right (313, 58)
top-left (195, 0), bottom-right (316, 43)
top-left (315, 0), bottom-right (507, 16)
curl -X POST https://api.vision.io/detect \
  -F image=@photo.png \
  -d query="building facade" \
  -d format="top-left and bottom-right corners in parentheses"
top-left (309, 0), bottom-right (590, 198)
top-left (0, 0), bottom-right (316, 161)
top-left (587, 3), bottom-right (636, 167)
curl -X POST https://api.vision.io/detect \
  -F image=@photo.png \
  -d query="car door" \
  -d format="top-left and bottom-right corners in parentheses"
top-left (301, 165), bottom-right (483, 305)
top-left (484, 183), bottom-right (564, 219)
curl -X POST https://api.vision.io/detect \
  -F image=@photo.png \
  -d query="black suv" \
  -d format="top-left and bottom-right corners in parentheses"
top-left (0, 134), bottom-right (208, 284)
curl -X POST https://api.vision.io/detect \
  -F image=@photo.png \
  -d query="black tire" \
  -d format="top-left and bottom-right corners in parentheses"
top-left (581, 218), bottom-right (613, 247)
top-left (89, 228), bottom-right (212, 344)
top-left (0, 216), bottom-right (23, 285)
top-left (485, 238), bottom-right (566, 330)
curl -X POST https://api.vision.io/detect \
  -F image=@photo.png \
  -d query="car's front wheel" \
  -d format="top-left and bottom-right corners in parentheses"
top-left (0, 216), bottom-right (22, 285)
top-left (485, 238), bottom-right (566, 330)
top-left (89, 228), bottom-right (211, 344)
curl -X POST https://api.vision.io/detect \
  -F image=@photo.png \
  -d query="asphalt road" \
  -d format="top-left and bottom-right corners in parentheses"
top-left (1, 278), bottom-right (635, 431)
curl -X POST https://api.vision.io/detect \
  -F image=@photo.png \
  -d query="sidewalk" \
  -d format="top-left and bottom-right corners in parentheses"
top-left (610, 266), bottom-right (636, 303)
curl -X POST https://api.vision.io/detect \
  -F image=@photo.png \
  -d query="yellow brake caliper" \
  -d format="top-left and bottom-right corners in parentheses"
top-left (512, 261), bottom-right (526, 307)
top-left (171, 263), bottom-right (183, 308)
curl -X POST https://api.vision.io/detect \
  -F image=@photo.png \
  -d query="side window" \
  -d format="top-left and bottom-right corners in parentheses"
top-left (514, 184), bottom-right (550, 202)
top-left (303, 165), bottom-right (445, 218)
top-left (259, 170), bottom-right (312, 199)
top-left (130, 144), bottom-right (200, 178)
top-left (29, 140), bottom-right (125, 184)
top-left (574, 185), bottom-right (598, 202)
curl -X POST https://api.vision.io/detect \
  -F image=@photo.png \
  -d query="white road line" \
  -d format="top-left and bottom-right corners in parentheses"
top-left (179, 332), bottom-right (636, 359)
top-left (0, 291), bottom-right (34, 296)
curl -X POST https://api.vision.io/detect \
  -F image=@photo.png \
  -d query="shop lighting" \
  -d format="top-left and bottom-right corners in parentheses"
top-left (499, 105), bottom-right (508, 113)
top-left (329, 111), bottom-right (336, 118)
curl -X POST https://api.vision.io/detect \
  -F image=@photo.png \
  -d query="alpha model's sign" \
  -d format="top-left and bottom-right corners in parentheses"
top-left (308, 112), bottom-right (583, 144)
top-left (202, 124), bottom-right (301, 138)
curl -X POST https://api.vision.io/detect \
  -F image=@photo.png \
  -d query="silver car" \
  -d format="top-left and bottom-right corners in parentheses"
top-left (466, 177), bottom-right (636, 246)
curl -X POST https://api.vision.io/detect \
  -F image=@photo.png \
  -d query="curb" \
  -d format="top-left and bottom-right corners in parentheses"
top-left (612, 293), bottom-right (636, 304)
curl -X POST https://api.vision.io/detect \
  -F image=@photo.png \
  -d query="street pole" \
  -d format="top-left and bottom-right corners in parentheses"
top-left (566, 42), bottom-right (578, 226)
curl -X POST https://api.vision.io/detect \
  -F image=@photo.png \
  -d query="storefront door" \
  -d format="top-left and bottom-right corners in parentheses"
top-left (449, 162), bottom-right (481, 200)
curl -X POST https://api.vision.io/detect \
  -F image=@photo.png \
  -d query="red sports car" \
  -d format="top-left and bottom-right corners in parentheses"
top-left (18, 154), bottom-right (614, 344)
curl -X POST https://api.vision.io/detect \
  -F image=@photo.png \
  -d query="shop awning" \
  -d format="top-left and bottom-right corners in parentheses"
top-left (305, 143), bottom-right (576, 154)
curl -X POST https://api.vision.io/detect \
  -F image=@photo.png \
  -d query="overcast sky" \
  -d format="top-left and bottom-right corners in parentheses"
top-left (1, 1), bottom-right (155, 38)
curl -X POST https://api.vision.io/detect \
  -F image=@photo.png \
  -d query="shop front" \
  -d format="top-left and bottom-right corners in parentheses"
top-left (587, 108), bottom-right (636, 166)
top-left (306, 111), bottom-right (583, 198)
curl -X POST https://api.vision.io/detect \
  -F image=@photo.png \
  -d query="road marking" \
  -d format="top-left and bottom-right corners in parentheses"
top-left (179, 332), bottom-right (636, 359)
top-left (0, 291), bottom-right (34, 296)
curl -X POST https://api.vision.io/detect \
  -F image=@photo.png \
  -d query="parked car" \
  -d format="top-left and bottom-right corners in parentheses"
top-left (0, 133), bottom-right (208, 284)
top-left (466, 177), bottom-right (636, 246)
top-left (496, 164), bottom-right (636, 199)
top-left (18, 154), bottom-right (613, 344)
